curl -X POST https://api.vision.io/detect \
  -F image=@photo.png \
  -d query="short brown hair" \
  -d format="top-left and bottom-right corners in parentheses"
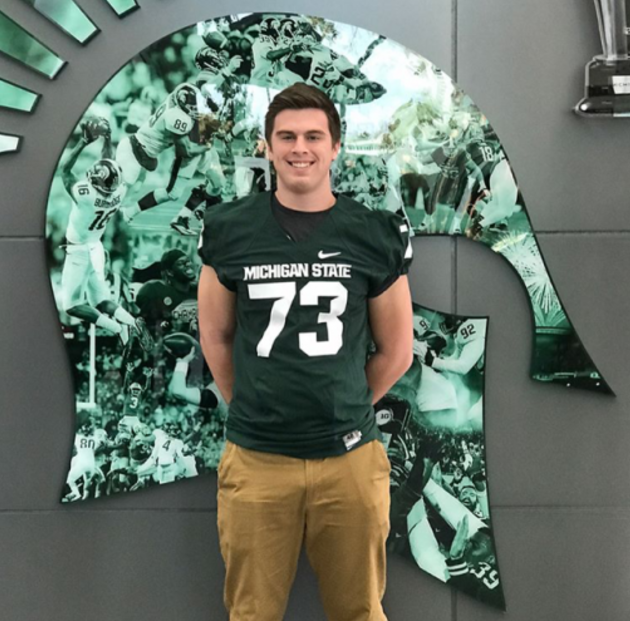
top-left (265, 83), bottom-right (341, 146)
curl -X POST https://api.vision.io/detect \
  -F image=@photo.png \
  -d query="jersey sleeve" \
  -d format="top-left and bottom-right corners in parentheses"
top-left (197, 210), bottom-right (237, 291)
top-left (457, 319), bottom-right (486, 344)
top-left (368, 213), bottom-right (413, 298)
top-left (71, 181), bottom-right (94, 205)
top-left (200, 387), bottom-right (219, 410)
top-left (445, 559), bottom-right (506, 609)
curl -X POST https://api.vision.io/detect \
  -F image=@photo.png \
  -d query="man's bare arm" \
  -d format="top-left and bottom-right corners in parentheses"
top-left (198, 265), bottom-right (237, 404)
top-left (365, 275), bottom-right (414, 404)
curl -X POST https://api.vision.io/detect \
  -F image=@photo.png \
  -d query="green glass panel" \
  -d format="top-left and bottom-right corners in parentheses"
top-left (103, 0), bottom-right (139, 17)
top-left (21, 0), bottom-right (98, 45)
top-left (385, 304), bottom-right (506, 609)
top-left (0, 78), bottom-right (39, 112)
top-left (0, 11), bottom-right (66, 78)
top-left (0, 134), bottom-right (21, 154)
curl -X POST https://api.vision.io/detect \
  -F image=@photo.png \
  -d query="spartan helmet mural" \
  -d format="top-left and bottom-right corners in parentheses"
top-left (45, 12), bottom-right (611, 609)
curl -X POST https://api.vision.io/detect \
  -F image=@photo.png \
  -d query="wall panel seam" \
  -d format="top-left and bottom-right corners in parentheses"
top-left (489, 505), bottom-right (630, 514)
top-left (0, 236), bottom-right (45, 240)
top-left (451, 0), bottom-right (457, 81)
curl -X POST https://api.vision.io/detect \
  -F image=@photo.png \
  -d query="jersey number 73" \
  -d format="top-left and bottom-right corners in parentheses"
top-left (248, 280), bottom-right (348, 358)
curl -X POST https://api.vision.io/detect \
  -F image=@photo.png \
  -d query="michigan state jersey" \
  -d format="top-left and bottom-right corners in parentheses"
top-left (74, 428), bottom-right (108, 458)
top-left (135, 280), bottom-right (198, 337)
top-left (467, 139), bottom-right (499, 183)
top-left (199, 191), bottom-right (412, 458)
top-left (432, 319), bottom-right (486, 375)
top-left (454, 319), bottom-right (485, 348)
top-left (136, 96), bottom-right (194, 158)
top-left (430, 145), bottom-right (472, 210)
top-left (66, 181), bottom-right (126, 245)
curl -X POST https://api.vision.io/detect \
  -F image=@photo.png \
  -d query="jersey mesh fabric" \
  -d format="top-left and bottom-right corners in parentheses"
top-left (199, 191), bottom-right (412, 458)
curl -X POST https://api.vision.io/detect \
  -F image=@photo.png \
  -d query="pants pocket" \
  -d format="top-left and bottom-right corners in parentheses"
top-left (217, 440), bottom-right (235, 482)
top-left (373, 439), bottom-right (392, 474)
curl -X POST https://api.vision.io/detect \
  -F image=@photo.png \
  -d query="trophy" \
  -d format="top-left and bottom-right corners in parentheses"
top-left (575, 0), bottom-right (630, 116)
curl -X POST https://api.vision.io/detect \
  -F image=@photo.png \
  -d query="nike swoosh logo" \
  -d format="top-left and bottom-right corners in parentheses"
top-left (318, 251), bottom-right (341, 259)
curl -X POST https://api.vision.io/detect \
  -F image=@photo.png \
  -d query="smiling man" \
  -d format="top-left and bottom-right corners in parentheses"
top-left (198, 83), bottom-right (413, 621)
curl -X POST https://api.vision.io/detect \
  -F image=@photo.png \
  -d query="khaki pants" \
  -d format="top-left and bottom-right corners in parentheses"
top-left (217, 439), bottom-right (391, 621)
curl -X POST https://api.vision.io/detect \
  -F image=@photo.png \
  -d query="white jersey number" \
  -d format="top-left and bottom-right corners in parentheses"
top-left (299, 281), bottom-right (347, 356)
top-left (249, 282), bottom-right (296, 358)
top-left (248, 281), bottom-right (348, 358)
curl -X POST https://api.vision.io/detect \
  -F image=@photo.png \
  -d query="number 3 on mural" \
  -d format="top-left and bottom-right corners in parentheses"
top-left (248, 281), bottom-right (348, 357)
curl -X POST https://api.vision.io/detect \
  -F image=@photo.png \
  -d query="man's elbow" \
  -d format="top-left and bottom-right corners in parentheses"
top-left (396, 346), bottom-right (414, 379)
top-left (199, 325), bottom-right (235, 350)
top-left (377, 341), bottom-right (413, 379)
top-left (403, 347), bottom-right (414, 373)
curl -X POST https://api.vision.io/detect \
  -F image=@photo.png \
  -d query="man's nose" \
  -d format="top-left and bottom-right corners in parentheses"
top-left (292, 136), bottom-right (308, 152)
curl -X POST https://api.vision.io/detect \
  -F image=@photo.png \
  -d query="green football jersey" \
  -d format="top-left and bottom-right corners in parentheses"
top-left (199, 191), bottom-right (412, 458)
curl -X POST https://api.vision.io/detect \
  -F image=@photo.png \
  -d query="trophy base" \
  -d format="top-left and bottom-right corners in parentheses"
top-left (575, 56), bottom-right (630, 117)
top-left (575, 95), bottom-right (630, 117)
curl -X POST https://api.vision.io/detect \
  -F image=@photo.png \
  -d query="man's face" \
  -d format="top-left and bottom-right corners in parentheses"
top-left (170, 256), bottom-right (196, 282)
top-left (465, 531), bottom-right (495, 566)
top-left (129, 383), bottom-right (143, 399)
top-left (267, 108), bottom-right (340, 197)
top-left (459, 487), bottom-right (478, 510)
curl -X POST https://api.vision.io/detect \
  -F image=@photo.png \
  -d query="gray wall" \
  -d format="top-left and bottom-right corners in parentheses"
top-left (0, 0), bottom-right (626, 619)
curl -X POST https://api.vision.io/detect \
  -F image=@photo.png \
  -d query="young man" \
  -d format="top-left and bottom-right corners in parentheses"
top-left (197, 83), bottom-right (413, 621)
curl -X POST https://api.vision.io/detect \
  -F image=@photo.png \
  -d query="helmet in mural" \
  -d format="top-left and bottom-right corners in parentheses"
top-left (171, 83), bottom-right (204, 119)
top-left (128, 382), bottom-right (143, 398)
top-left (86, 159), bottom-right (123, 195)
top-left (194, 46), bottom-right (226, 72)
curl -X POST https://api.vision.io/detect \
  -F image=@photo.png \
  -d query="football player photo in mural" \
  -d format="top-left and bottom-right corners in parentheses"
top-left (45, 12), bottom-right (608, 608)
top-left (381, 304), bottom-right (503, 608)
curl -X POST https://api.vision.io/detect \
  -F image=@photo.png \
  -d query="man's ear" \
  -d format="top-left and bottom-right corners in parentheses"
top-left (265, 140), bottom-right (273, 160)
top-left (332, 141), bottom-right (341, 160)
